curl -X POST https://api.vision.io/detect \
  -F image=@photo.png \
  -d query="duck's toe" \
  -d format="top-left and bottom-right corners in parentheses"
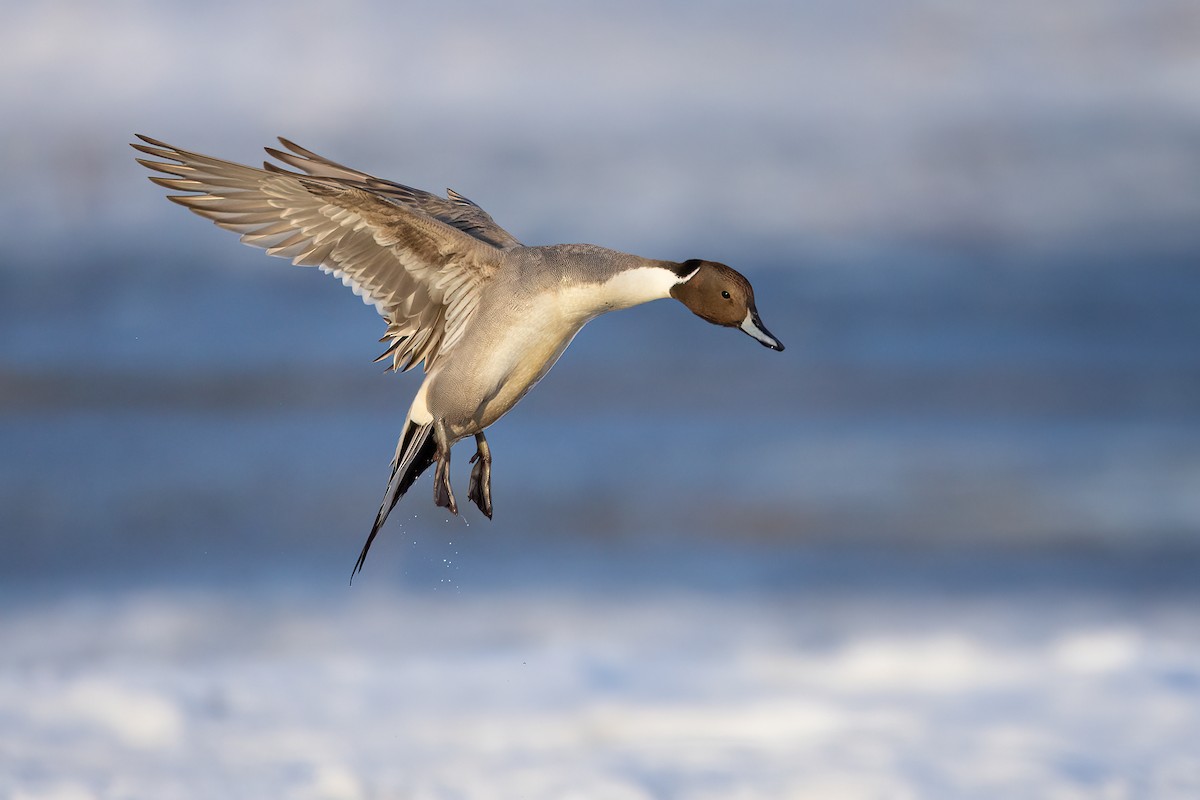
top-left (433, 457), bottom-right (458, 515)
top-left (434, 481), bottom-right (458, 515)
top-left (468, 457), bottom-right (493, 519)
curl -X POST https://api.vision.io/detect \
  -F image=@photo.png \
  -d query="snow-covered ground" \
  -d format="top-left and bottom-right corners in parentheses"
top-left (3, 560), bottom-right (1198, 800)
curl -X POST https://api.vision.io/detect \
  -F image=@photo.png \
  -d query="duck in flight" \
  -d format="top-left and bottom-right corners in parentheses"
top-left (132, 135), bottom-right (784, 577)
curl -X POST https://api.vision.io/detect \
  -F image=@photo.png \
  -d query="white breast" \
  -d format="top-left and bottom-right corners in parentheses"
top-left (430, 265), bottom-right (684, 434)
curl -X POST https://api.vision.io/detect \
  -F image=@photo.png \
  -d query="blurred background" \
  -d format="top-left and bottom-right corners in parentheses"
top-left (2, 1), bottom-right (1198, 798)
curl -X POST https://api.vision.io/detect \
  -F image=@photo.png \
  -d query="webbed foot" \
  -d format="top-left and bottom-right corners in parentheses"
top-left (432, 431), bottom-right (458, 515)
top-left (467, 433), bottom-right (493, 519)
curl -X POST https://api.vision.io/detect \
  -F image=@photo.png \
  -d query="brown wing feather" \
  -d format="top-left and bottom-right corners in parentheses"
top-left (133, 135), bottom-right (501, 372)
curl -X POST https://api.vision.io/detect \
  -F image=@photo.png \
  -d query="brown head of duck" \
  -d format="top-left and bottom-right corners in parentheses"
top-left (670, 259), bottom-right (784, 351)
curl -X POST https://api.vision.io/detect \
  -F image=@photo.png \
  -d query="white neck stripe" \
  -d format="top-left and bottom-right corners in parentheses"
top-left (558, 266), bottom-right (684, 318)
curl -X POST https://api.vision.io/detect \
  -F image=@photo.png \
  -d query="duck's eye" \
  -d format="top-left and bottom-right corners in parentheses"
top-left (721, 290), bottom-right (731, 300)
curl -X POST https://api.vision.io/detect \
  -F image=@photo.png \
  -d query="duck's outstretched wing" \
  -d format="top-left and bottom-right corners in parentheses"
top-left (133, 135), bottom-right (504, 370)
top-left (265, 137), bottom-right (523, 250)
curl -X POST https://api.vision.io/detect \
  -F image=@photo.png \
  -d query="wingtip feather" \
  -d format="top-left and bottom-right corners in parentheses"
top-left (277, 136), bottom-right (316, 159)
top-left (130, 142), bottom-right (182, 161)
top-left (133, 133), bottom-right (170, 148)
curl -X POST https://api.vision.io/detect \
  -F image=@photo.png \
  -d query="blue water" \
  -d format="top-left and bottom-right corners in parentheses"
top-left (3, 246), bottom-right (1197, 587)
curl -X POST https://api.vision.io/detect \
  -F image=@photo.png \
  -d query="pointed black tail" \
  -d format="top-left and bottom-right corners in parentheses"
top-left (351, 420), bottom-right (437, 581)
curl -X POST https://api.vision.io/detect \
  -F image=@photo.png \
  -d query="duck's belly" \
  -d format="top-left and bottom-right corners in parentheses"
top-left (431, 309), bottom-right (586, 439)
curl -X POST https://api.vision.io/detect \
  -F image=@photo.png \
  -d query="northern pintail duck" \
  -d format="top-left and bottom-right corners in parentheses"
top-left (132, 135), bottom-right (784, 576)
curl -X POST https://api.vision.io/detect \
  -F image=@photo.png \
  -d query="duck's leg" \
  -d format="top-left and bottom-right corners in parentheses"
top-left (467, 432), bottom-right (493, 519)
top-left (432, 420), bottom-right (458, 515)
